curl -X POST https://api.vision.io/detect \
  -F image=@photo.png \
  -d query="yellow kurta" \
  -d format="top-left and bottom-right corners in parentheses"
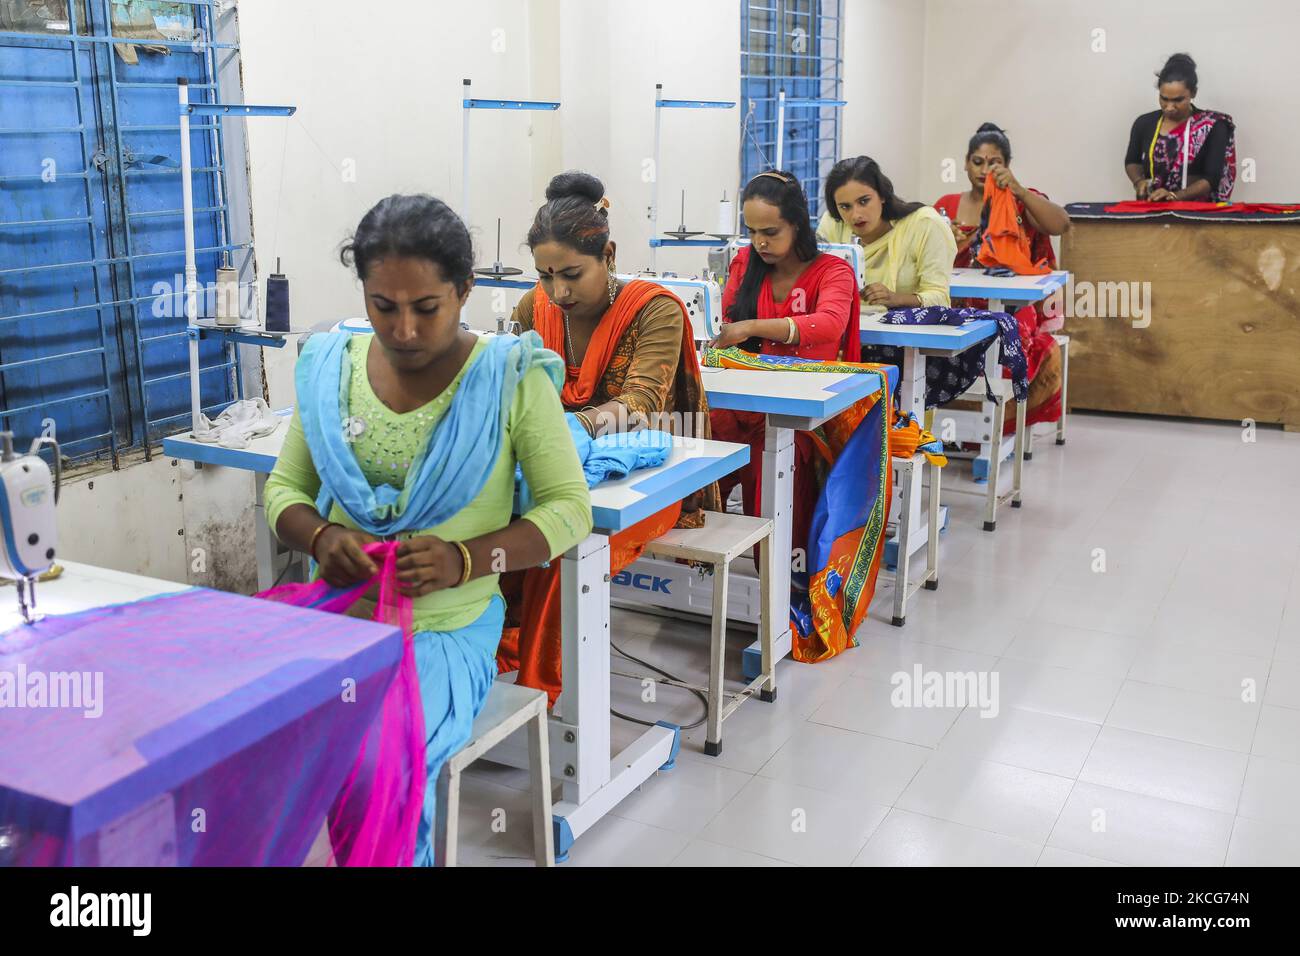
top-left (817, 206), bottom-right (956, 313)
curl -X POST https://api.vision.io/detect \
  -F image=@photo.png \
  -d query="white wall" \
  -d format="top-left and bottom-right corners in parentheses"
top-left (597, 0), bottom-right (741, 277)
top-left (236, 0), bottom-right (556, 404)
top-left (917, 0), bottom-right (1296, 207)
top-left (235, 0), bottom-right (742, 405)
top-left (841, 0), bottom-right (927, 202)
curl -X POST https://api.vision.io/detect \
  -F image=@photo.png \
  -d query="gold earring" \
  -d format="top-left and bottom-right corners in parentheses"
top-left (607, 265), bottom-right (618, 305)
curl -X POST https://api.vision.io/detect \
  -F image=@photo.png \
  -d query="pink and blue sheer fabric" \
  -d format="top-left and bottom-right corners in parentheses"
top-left (257, 540), bottom-right (427, 866)
top-left (0, 582), bottom-right (404, 866)
top-left (260, 542), bottom-right (505, 868)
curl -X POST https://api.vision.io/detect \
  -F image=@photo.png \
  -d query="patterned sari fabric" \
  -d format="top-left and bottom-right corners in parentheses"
top-left (878, 305), bottom-right (1029, 407)
top-left (497, 279), bottom-right (715, 705)
top-left (705, 347), bottom-right (893, 662)
top-left (1151, 110), bottom-right (1236, 203)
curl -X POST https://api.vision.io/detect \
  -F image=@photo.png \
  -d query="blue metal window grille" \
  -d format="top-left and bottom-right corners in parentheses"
top-left (1, 0), bottom-right (245, 467)
top-left (739, 0), bottom-right (843, 223)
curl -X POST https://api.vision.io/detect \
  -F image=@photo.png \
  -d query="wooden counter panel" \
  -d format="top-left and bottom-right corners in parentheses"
top-left (1061, 221), bottom-right (1300, 427)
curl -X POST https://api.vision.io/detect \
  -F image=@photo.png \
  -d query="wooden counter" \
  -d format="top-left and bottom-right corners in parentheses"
top-left (1060, 206), bottom-right (1300, 429)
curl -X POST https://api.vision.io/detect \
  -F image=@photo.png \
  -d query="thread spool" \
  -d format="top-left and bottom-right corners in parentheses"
top-left (266, 257), bottom-right (290, 332)
top-left (717, 192), bottom-right (734, 235)
top-left (215, 256), bottom-right (239, 327)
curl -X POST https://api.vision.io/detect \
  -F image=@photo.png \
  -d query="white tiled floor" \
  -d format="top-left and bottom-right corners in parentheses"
top-left (456, 413), bottom-right (1300, 866)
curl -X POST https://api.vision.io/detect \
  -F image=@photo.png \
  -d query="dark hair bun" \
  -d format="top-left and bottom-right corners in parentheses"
top-left (528, 170), bottom-right (611, 256)
top-left (545, 171), bottom-right (604, 205)
top-left (976, 122), bottom-right (1005, 135)
top-left (1157, 52), bottom-right (1199, 92)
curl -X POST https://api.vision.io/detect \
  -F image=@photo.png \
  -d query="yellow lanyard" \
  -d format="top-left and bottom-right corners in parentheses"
top-left (1147, 115), bottom-right (1163, 180)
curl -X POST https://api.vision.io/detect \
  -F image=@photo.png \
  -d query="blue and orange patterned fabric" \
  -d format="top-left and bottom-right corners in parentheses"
top-left (705, 346), bottom-right (893, 663)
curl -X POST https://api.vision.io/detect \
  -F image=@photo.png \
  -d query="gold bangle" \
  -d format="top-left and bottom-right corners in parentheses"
top-left (574, 411), bottom-right (595, 436)
top-left (784, 317), bottom-right (798, 345)
top-left (453, 540), bottom-right (473, 587)
top-left (308, 521), bottom-right (337, 561)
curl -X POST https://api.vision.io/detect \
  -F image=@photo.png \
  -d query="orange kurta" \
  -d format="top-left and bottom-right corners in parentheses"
top-left (496, 279), bottom-right (715, 705)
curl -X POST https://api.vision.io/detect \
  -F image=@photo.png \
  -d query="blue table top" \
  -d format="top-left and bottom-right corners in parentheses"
top-left (0, 569), bottom-right (401, 838)
top-left (586, 438), bottom-right (750, 533)
top-left (703, 366), bottom-right (896, 424)
top-left (859, 317), bottom-right (998, 353)
top-left (164, 424), bottom-right (747, 536)
top-left (948, 268), bottom-right (1069, 302)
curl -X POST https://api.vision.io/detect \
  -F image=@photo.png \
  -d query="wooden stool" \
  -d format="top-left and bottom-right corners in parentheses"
top-left (433, 682), bottom-right (554, 867)
top-left (641, 511), bottom-right (777, 757)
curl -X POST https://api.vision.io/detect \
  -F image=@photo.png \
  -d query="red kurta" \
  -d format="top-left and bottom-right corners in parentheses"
top-left (934, 191), bottom-right (1062, 431)
top-left (711, 249), bottom-right (861, 557)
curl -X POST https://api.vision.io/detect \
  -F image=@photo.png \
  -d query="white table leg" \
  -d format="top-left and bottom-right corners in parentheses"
top-left (900, 347), bottom-right (925, 420)
top-left (1012, 399), bottom-right (1026, 508)
top-left (743, 423), bottom-right (795, 678)
top-left (892, 455), bottom-right (915, 627)
top-left (984, 397), bottom-right (1006, 531)
top-left (924, 458), bottom-right (941, 590)
top-left (973, 336), bottom-right (1001, 484)
top-left (548, 532), bottom-right (677, 862)
top-left (758, 532), bottom-right (777, 701)
top-left (704, 561), bottom-right (729, 755)
top-left (1055, 334), bottom-right (1069, 445)
top-left (554, 533), bottom-right (612, 806)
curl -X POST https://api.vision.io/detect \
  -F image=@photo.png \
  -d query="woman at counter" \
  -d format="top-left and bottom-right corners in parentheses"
top-left (1124, 53), bottom-right (1236, 202)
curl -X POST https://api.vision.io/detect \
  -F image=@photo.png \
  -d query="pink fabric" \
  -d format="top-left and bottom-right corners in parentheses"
top-left (256, 541), bottom-right (425, 867)
top-left (1, 586), bottom-right (403, 866)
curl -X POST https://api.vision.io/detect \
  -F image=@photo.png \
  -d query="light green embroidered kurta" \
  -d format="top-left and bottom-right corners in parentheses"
top-left (264, 335), bottom-right (592, 644)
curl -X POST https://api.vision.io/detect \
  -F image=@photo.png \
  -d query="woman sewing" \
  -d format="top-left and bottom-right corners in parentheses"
top-left (816, 155), bottom-right (956, 313)
top-left (263, 194), bottom-right (592, 866)
top-left (709, 169), bottom-right (861, 571)
top-left (934, 123), bottom-right (1068, 431)
top-left (1124, 53), bottom-right (1236, 202)
top-left (496, 170), bottom-right (719, 705)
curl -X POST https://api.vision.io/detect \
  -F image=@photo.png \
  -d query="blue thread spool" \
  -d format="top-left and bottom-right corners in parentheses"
top-left (266, 257), bottom-right (290, 332)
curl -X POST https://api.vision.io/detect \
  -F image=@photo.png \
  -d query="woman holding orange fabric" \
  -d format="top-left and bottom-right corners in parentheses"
top-left (495, 171), bottom-right (720, 704)
top-left (934, 123), bottom-right (1069, 432)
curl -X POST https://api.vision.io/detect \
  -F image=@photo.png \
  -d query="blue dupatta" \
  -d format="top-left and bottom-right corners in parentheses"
top-left (296, 331), bottom-right (563, 536)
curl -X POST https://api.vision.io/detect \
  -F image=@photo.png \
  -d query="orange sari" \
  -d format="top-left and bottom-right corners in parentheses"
top-left (496, 279), bottom-right (711, 705)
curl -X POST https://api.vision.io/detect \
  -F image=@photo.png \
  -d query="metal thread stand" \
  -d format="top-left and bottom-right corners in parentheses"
top-left (460, 80), bottom-right (559, 291)
top-left (178, 78), bottom-right (295, 433)
top-left (772, 89), bottom-right (847, 171)
top-left (648, 84), bottom-right (736, 270)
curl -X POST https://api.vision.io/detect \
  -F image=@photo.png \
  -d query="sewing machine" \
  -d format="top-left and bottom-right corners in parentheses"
top-left (714, 239), bottom-right (867, 288)
top-left (617, 272), bottom-right (723, 342)
top-left (0, 433), bottom-right (61, 624)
